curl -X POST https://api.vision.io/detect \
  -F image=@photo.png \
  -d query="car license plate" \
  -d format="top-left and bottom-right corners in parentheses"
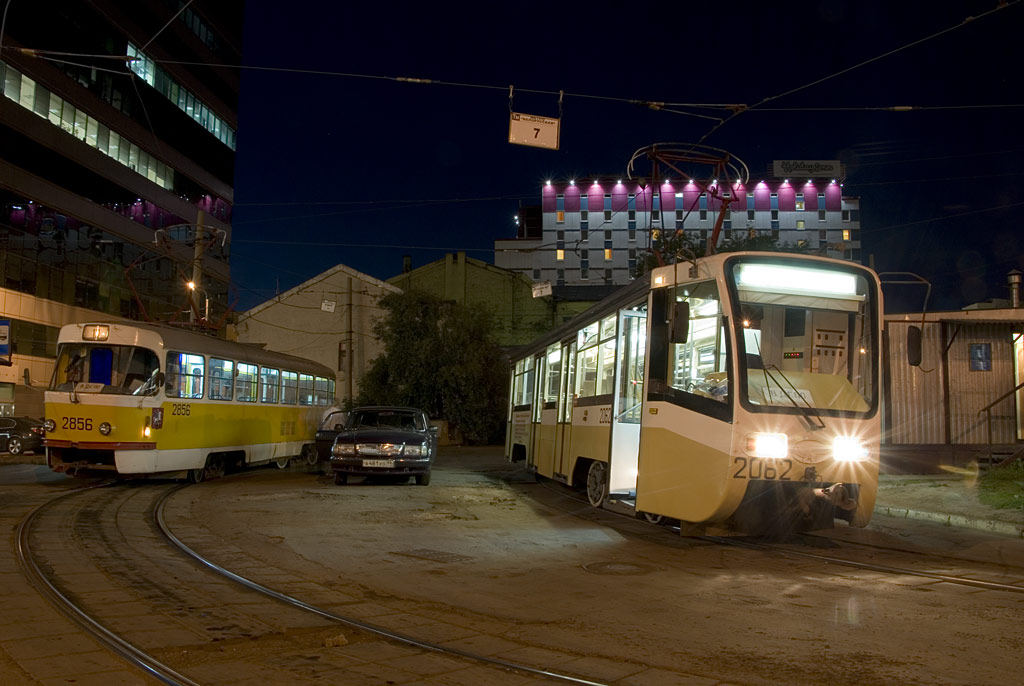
top-left (362, 459), bottom-right (395, 468)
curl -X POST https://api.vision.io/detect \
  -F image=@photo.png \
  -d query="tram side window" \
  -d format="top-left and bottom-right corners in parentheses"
top-left (236, 362), bottom-right (258, 402)
top-left (298, 373), bottom-right (315, 406)
top-left (166, 351), bottom-right (204, 399)
top-left (209, 358), bottom-right (235, 400)
top-left (575, 315), bottom-right (617, 399)
top-left (510, 357), bottom-right (535, 408)
top-left (281, 371), bottom-right (298, 404)
top-left (669, 281), bottom-right (728, 403)
top-left (314, 376), bottom-right (330, 406)
top-left (544, 344), bottom-right (561, 403)
top-left (260, 367), bottom-right (280, 403)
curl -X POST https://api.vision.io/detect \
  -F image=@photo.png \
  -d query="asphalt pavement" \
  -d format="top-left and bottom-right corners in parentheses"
top-left (2, 450), bottom-right (1022, 537)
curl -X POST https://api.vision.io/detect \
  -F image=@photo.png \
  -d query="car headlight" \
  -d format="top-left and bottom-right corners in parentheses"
top-left (745, 432), bottom-right (788, 459)
top-left (833, 436), bottom-right (868, 462)
top-left (404, 444), bottom-right (427, 456)
top-left (332, 443), bottom-right (356, 456)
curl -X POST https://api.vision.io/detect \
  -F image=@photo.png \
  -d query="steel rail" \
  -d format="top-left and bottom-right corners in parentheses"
top-left (14, 482), bottom-right (200, 686)
top-left (533, 476), bottom-right (1024, 594)
top-left (154, 483), bottom-right (608, 686)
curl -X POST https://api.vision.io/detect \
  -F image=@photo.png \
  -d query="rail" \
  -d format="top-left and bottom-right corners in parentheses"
top-left (978, 379), bottom-right (1024, 464)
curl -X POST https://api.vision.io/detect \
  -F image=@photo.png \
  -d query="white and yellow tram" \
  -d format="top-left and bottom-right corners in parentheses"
top-left (44, 321), bottom-right (335, 480)
top-left (507, 252), bottom-right (884, 532)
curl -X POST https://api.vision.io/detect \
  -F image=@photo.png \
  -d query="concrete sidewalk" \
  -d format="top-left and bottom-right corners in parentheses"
top-left (3, 450), bottom-right (1022, 537)
top-left (874, 472), bottom-right (1024, 538)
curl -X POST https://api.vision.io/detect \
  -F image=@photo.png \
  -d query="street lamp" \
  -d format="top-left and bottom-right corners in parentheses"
top-left (186, 281), bottom-right (209, 322)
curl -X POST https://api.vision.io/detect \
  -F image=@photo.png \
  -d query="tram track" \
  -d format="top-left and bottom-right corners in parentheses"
top-left (531, 475), bottom-right (1024, 595)
top-left (15, 477), bottom-right (611, 686)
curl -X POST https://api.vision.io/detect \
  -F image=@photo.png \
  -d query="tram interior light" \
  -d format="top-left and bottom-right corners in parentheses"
top-left (833, 436), bottom-right (868, 462)
top-left (746, 432), bottom-right (788, 459)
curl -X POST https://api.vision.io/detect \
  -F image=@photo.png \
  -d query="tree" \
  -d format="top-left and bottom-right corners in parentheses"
top-left (357, 290), bottom-right (507, 444)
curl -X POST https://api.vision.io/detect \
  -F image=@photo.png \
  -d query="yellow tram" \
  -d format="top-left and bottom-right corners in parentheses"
top-left (507, 252), bottom-right (884, 533)
top-left (44, 321), bottom-right (335, 480)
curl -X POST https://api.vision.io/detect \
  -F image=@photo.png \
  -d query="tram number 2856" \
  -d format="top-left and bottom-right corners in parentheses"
top-left (732, 456), bottom-right (793, 480)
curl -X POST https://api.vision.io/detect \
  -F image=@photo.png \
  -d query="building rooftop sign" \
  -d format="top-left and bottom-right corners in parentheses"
top-left (772, 160), bottom-right (841, 178)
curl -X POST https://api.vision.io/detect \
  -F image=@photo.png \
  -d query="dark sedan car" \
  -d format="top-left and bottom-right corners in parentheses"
top-left (330, 406), bottom-right (437, 485)
top-left (314, 409), bottom-right (349, 462)
top-left (0, 416), bottom-right (44, 455)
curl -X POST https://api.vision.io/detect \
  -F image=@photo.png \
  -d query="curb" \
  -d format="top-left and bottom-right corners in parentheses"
top-left (877, 505), bottom-right (1024, 538)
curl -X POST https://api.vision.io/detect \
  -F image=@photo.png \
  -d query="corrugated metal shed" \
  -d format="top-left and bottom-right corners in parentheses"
top-left (884, 310), bottom-right (1023, 448)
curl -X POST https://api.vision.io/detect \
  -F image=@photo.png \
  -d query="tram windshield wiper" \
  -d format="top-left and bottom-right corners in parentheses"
top-left (761, 363), bottom-right (826, 430)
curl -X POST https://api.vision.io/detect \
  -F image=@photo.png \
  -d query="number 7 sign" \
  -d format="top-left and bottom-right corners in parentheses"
top-left (509, 112), bottom-right (560, 150)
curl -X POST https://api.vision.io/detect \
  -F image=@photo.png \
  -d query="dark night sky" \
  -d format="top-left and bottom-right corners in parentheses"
top-left (230, 0), bottom-right (1024, 313)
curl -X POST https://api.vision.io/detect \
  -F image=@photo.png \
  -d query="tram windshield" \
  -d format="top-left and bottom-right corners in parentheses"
top-left (728, 258), bottom-right (877, 415)
top-left (50, 343), bottom-right (162, 396)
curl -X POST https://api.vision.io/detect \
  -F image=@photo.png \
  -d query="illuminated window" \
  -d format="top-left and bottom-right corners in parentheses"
top-left (795, 201), bottom-right (805, 211)
top-left (556, 249), bottom-right (565, 261)
top-left (842, 229), bottom-right (851, 241)
top-left (236, 363), bottom-right (258, 402)
top-left (604, 248), bottom-right (613, 260)
top-left (556, 210), bottom-right (565, 223)
top-left (796, 220), bottom-right (805, 229)
top-left (127, 43), bottom-right (236, 149)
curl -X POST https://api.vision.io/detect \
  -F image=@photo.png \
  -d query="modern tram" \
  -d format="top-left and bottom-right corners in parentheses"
top-left (44, 321), bottom-right (335, 480)
top-left (507, 252), bottom-right (883, 533)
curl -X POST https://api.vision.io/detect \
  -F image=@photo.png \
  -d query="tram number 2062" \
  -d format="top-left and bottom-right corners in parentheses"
top-left (732, 456), bottom-right (793, 480)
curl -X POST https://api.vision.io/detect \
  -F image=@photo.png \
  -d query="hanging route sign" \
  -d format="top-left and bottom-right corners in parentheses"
top-left (509, 112), bottom-right (560, 150)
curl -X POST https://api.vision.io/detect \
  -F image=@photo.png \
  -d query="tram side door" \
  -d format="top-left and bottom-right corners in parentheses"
top-left (554, 340), bottom-right (576, 479)
top-left (608, 308), bottom-right (646, 495)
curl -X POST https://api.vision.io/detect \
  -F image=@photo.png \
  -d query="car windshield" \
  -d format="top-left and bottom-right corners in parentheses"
top-left (50, 343), bottom-right (161, 395)
top-left (347, 410), bottom-right (424, 431)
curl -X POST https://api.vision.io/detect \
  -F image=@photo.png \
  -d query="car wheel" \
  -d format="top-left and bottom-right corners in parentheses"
top-left (415, 471), bottom-right (431, 486)
top-left (333, 472), bottom-right (347, 485)
top-left (7, 438), bottom-right (22, 455)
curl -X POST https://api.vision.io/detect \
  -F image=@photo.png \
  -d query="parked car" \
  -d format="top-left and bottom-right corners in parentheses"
top-left (0, 416), bottom-right (44, 455)
top-left (330, 406), bottom-right (437, 485)
top-left (315, 409), bottom-right (349, 462)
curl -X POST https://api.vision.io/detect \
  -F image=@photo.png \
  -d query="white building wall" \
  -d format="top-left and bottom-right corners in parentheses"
top-left (234, 265), bottom-right (399, 405)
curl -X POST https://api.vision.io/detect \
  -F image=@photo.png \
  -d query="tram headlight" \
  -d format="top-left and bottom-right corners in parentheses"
top-left (833, 436), bottom-right (868, 462)
top-left (99, 422), bottom-right (112, 436)
top-left (43, 418), bottom-right (56, 432)
top-left (745, 432), bottom-right (788, 459)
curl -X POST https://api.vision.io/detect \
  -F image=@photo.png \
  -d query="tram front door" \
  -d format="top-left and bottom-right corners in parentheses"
top-left (608, 307), bottom-right (646, 496)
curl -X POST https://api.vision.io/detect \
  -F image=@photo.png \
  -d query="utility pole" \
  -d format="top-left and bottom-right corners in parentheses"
top-left (190, 210), bottom-right (205, 322)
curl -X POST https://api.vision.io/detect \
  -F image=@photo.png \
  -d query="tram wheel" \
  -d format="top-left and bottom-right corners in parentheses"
top-left (304, 446), bottom-right (318, 466)
top-left (275, 456), bottom-right (291, 469)
top-left (205, 455), bottom-right (226, 481)
top-left (586, 461), bottom-right (608, 507)
top-left (641, 512), bottom-right (666, 525)
top-left (188, 466), bottom-right (206, 483)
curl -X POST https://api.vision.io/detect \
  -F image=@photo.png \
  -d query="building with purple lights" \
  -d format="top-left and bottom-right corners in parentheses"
top-left (496, 177), bottom-right (861, 287)
top-left (0, 1), bottom-right (242, 416)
